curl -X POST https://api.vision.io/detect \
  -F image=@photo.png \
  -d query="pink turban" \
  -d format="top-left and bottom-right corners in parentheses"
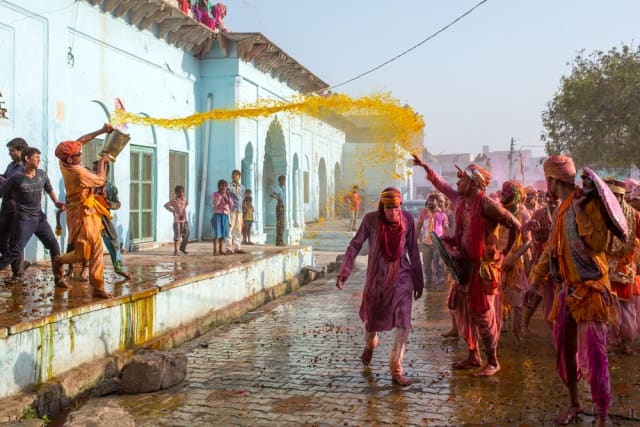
top-left (630, 184), bottom-right (640, 201)
top-left (55, 140), bottom-right (82, 161)
top-left (624, 178), bottom-right (638, 193)
top-left (542, 155), bottom-right (576, 184)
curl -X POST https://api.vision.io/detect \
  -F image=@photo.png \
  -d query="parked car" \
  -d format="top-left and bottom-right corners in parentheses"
top-left (402, 200), bottom-right (426, 221)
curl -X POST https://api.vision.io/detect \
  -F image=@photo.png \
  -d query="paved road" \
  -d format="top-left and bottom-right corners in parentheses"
top-left (71, 257), bottom-right (640, 426)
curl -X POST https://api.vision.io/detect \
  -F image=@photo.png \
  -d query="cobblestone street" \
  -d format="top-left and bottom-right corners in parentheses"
top-left (70, 255), bottom-right (640, 426)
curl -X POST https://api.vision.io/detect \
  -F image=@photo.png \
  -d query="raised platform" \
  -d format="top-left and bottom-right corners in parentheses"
top-left (0, 242), bottom-right (314, 404)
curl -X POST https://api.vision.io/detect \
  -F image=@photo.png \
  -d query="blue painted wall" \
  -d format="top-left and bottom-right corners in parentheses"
top-left (0, 0), bottom-right (345, 261)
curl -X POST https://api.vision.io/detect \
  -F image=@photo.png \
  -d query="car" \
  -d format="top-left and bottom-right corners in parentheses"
top-left (402, 200), bottom-right (427, 220)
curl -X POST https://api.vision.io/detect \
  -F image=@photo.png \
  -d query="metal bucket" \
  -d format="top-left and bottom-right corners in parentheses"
top-left (100, 129), bottom-right (131, 161)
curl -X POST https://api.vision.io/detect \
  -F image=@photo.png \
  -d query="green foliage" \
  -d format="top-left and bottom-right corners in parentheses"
top-left (21, 407), bottom-right (37, 419)
top-left (542, 44), bottom-right (640, 170)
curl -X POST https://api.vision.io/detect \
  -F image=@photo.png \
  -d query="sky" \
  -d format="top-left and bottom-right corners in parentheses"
top-left (225, 0), bottom-right (640, 157)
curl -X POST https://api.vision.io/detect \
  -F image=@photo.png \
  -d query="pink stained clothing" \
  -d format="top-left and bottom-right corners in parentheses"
top-left (424, 165), bottom-right (520, 314)
top-left (554, 286), bottom-right (611, 419)
top-left (165, 196), bottom-right (187, 223)
top-left (416, 208), bottom-right (448, 244)
top-left (338, 210), bottom-right (423, 332)
top-left (213, 191), bottom-right (231, 215)
top-left (610, 298), bottom-right (638, 344)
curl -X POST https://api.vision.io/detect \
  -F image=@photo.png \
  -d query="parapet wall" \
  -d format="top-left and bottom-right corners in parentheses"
top-left (0, 247), bottom-right (314, 406)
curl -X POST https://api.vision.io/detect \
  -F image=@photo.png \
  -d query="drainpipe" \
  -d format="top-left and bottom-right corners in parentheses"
top-left (197, 93), bottom-right (213, 240)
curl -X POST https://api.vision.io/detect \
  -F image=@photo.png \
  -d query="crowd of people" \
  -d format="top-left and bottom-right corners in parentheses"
top-left (0, 124), bottom-right (281, 299)
top-left (337, 152), bottom-right (640, 427)
top-left (178, 1), bottom-right (229, 33)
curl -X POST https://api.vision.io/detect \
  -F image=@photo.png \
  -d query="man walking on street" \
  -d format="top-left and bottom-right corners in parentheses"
top-left (336, 187), bottom-right (424, 386)
top-left (416, 193), bottom-right (448, 290)
top-left (344, 185), bottom-right (361, 231)
top-left (530, 156), bottom-right (617, 426)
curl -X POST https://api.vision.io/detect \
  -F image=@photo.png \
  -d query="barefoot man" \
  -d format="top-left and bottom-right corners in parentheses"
top-left (336, 187), bottom-right (424, 386)
top-left (529, 156), bottom-right (618, 426)
top-left (54, 124), bottom-right (114, 298)
top-left (413, 154), bottom-right (520, 377)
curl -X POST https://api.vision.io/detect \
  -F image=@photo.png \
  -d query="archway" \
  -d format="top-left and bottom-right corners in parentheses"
top-left (333, 162), bottom-right (343, 218)
top-left (318, 158), bottom-right (327, 220)
top-left (241, 142), bottom-right (254, 190)
top-left (262, 119), bottom-right (286, 228)
top-left (292, 154), bottom-right (300, 226)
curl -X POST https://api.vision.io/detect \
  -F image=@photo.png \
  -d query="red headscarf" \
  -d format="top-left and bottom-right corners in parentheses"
top-left (55, 140), bottom-right (82, 161)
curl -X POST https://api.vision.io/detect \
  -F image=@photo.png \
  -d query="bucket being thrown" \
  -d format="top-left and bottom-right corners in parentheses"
top-left (100, 129), bottom-right (131, 161)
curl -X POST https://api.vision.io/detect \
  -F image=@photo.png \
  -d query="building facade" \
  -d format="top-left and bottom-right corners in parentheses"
top-left (0, 0), bottom-right (346, 260)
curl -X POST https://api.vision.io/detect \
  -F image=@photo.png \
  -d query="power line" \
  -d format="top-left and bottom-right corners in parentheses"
top-left (329, 0), bottom-right (489, 90)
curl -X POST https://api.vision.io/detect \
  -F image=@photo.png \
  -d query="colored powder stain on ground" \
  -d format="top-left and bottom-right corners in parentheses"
top-left (59, 248), bottom-right (640, 426)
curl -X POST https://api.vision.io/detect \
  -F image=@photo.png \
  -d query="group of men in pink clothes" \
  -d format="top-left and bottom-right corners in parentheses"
top-left (336, 153), bottom-right (640, 427)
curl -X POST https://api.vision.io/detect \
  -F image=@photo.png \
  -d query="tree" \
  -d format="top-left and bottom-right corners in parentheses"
top-left (542, 45), bottom-right (640, 170)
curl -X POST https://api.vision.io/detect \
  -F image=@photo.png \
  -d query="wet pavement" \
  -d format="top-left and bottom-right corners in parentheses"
top-left (64, 253), bottom-right (640, 426)
top-left (0, 242), bottom-right (284, 328)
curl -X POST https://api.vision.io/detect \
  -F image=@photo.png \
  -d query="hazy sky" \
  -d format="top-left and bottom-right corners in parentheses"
top-left (225, 0), bottom-right (640, 156)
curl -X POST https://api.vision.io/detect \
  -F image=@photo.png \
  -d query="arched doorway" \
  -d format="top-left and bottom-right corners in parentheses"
top-left (241, 142), bottom-right (254, 191)
top-left (333, 162), bottom-right (343, 218)
top-left (292, 154), bottom-right (300, 227)
top-left (318, 158), bottom-right (327, 220)
top-left (262, 119), bottom-right (286, 229)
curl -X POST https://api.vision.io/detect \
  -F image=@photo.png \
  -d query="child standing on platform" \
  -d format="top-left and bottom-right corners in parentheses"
top-left (212, 179), bottom-right (232, 255)
top-left (242, 189), bottom-right (254, 244)
top-left (164, 185), bottom-right (189, 256)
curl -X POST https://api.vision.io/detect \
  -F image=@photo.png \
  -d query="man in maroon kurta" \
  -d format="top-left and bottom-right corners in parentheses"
top-left (413, 155), bottom-right (520, 376)
top-left (336, 187), bottom-right (424, 386)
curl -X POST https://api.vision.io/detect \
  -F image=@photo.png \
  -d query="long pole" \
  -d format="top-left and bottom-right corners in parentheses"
top-left (508, 137), bottom-right (515, 179)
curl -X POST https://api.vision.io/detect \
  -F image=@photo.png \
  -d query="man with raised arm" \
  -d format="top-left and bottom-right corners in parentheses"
top-left (54, 124), bottom-right (114, 298)
top-left (412, 154), bottom-right (520, 377)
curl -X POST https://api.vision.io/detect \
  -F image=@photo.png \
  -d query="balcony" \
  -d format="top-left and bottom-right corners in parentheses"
top-left (84, 0), bottom-right (329, 93)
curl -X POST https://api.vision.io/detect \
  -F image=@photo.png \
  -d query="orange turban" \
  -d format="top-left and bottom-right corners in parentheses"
top-left (456, 163), bottom-right (491, 190)
top-left (55, 140), bottom-right (82, 161)
top-left (542, 155), bottom-right (575, 184)
top-left (379, 187), bottom-right (402, 208)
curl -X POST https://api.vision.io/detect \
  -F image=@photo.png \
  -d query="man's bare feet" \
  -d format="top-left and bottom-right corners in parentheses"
top-left (472, 363), bottom-right (500, 377)
top-left (452, 355), bottom-right (482, 370)
top-left (174, 251), bottom-right (179, 256)
top-left (593, 415), bottom-right (608, 427)
top-left (93, 289), bottom-right (113, 299)
top-left (54, 278), bottom-right (69, 289)
top-left (441, 329), bottom-right (459, 338)
top-left (392, 374), bottom-right (412, 386)
top-left (555, 404), bottom-right (583, 425)
top-left (360, 347), bottom-right (374, 366)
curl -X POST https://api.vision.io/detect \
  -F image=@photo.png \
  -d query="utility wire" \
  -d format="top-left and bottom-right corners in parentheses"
top-left (329, 0), bottom-right (489, 90)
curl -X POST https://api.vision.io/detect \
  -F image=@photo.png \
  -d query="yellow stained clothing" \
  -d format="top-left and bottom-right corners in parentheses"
top-left (59, 162), bottom-right (107, 290)
top-left (532, 191), bottom-right (614, 323)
